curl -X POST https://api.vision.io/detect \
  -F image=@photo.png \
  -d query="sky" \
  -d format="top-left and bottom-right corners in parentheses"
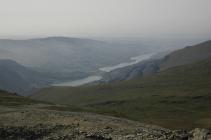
top-left (0, 0), bottom-right (211, 39)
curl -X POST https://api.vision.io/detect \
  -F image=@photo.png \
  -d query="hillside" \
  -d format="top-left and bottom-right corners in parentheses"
top-left (0, 59), bottom-right (50, 95)
top-left (99, 40), bottom-right (211, 82)
top-left (160, 40), bottom-right (211, 70)
top-left (0, 89), bottom-right (43, 107)
top-left (0, 37), bottom-right (153, 81)
top-left (100, 59), bottom-right (159, 83)
top-left (2, 90), bottom-right (208, 139)
top-left (33, 57), bottom-right (211, 129)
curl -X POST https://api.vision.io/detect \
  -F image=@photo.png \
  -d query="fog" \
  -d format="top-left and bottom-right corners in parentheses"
top-left (0, 0), bottom-right (211, 83)
top-left (0, 0), bottom-right (211, 39)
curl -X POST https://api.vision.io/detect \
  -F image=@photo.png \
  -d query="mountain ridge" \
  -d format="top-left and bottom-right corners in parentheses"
top-left (0, 37), bottom-right (153, 81)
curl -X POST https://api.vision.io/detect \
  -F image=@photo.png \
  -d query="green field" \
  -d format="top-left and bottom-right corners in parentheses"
top-left (32, 58), bottom-right (211, 129)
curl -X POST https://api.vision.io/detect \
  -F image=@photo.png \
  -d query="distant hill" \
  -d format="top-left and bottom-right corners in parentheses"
top-left (160, 40), bottom-right (211, 70)
top-left (0, 59), bottom-right (50, 95)
top-left (0, 37), bottom-right (153, 81)
top-left (0, 37), bottom-right (161, 95)
top-left (99, 40), bottom-right (211, 82)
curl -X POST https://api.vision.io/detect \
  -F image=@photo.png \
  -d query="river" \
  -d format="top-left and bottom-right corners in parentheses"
top-left (52, 52), bottom-right (155, 87)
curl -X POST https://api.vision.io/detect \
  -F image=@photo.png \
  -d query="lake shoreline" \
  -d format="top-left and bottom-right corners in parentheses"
top-left (52, 52), bottom-right (156, 87)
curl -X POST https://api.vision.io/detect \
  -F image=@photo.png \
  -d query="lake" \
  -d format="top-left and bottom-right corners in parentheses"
top-left (52, 76), bottom-right (102, 86)
top-left (99, 53), bottom-right (156, 72)
top-left (52, 52), bottom-right (155, 86)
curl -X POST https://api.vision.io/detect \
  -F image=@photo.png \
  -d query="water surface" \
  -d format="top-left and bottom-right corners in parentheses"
top-left (99, 53), bottom-right (156, 72)
top-left (52, 52), bottom-right (155, 86)
top-left (52, 76), bottom-right (102, 86)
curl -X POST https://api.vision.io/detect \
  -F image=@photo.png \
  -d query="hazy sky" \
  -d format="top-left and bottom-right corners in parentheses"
top-left (0, 0), bottom-right (211, 39)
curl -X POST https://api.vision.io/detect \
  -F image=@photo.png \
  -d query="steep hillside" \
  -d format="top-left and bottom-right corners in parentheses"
top-left (0, 59), bottom-right (50, 95)
top-left (33, 57), bottom-right (211, 129)
top-left (99, 40), bottom-right (211, 82)
top-left (160, 40), bottom-right (211, 70)
top-left (100, 59), bottom-right (159, 83)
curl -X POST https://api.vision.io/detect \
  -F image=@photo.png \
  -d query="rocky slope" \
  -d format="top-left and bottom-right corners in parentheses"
top-left (1, 89), bottom-right (211, 139)
top-left (1, 107), bottom-right (211, 140)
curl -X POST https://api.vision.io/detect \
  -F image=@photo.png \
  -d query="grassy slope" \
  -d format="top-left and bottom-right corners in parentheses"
top-left (32, 58), bottom-right (211, 129)
top-left (0, 90), bottom-right (85, 113)
top-left (0, 90), bottom-right (42, 106)
top-left (160, 40), bottom-right (211, 70)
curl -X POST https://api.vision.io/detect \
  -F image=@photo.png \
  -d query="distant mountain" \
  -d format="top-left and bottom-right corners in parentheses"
top-left (0, 37), bottom-right (153, 81)
top-left (100, 40), bottom-right (211, 82)
top-left (0, 59), bottom-right (50, 95)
